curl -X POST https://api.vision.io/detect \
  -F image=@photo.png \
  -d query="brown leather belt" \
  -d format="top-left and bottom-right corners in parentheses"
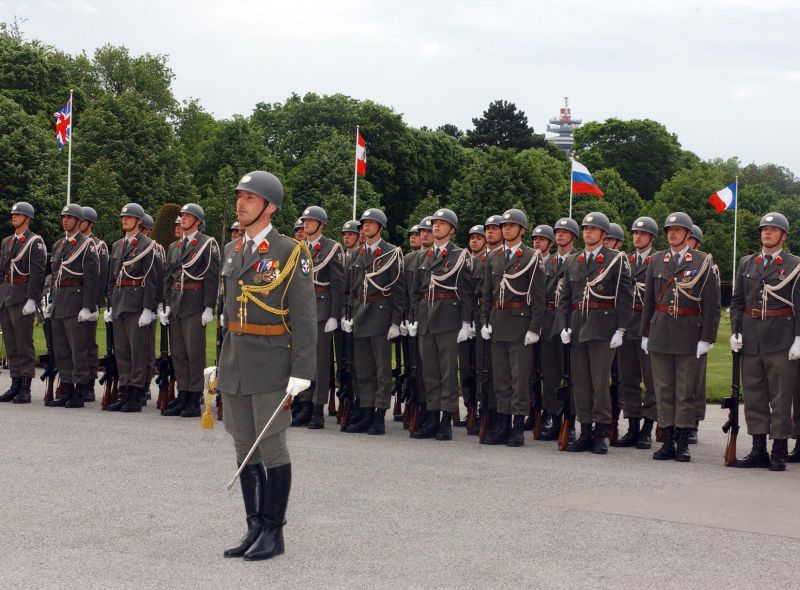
top-left (423, 292), bottom-right (458, 301)
top-left (56, 279), bottom-right (82, 288)
top-left (228, 322), bottom-right (288, 336)
top-left (357, 293), bottom-right (388, 303)
top-left (571, 301), bottom-right (615, 310)
top-left (496, 300), bottom-right (527, 309)
top-left (4, 276), bottom-right (28, 284)
top-left (633, 304), bottom-right (643, 312)
top-left (118, 279), bottom-right (144, 287)
top-left (745, 306), bottom-right (793, 319)
top-left (314, 286), bottom-right (330, 294)
top-left (655, 304), bottom-right (700, 317)
top-left (546, 301), bottom-right (557, 309)
top-left (173, 281), bottom-right (203, 291)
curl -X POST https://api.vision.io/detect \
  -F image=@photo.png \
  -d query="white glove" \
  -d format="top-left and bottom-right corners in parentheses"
top-left (157, 302), bottom-right (164, 315)
top-left (387, 323), bottom-right (400, 340)
top-left (729, 333), bottom-right (743, 353)
top-left (468, 322), bottom-right (477, 339)
top-left (201, 307), bottom-right (214, 326)
top-left (560, 328), bottom-right (572, 344)
top-left (43, 302), bottom-right (54, 319)
top-left (789, 337), bottom-right (800, 361)
top-left (610, 329), bottom-right (625, 349)
top-left (524, 331), bottom-right (540, 346)
top-left (286, 376), bottom-right (311, 397)
top-left (408, 321), bottom-right (418, 337)
top-left (457, 322), bottom-right (470, 343)
top-left (481, 324), bottom-right (492, 340)
top-left (104, 308), bottom-right (113, 323)
top-left (399, 320), bottom-right (409, 336)
top-left (641, 336), bottom-right (649, 355)
top-left (77, 307), bottom-right (92, 322)
top-left (324, 317), bottom-right (338, 333)
top-left (21, 298), bottom-right (36, 316)
top-left (158, 307), bottom-right (170, 326)
top-left (88, 309), bottom-right (99, 322)
top-left (696, 340), bottom-right (711, 358)
top-left (341, 318), bottom-right (353, 333)
top-left (138, 308), bottom-right (155, 327)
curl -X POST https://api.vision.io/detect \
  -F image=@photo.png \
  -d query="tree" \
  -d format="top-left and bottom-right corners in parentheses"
top-left (436, 124), bottom-right (463, 139)
top-left (152, 202), bottom-right (182, 250)
top-left (466, 100), bottom-right (546, 150)
top-left (591, 168), bottom-right (644, 227)
top-left (76, 157), bottom-right (126, 243)
top-left (93, 44), bottom-right (176, 114)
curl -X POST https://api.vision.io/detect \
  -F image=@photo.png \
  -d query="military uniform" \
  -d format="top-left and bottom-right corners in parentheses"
top-left (87, 232), bottom-right (109, 395)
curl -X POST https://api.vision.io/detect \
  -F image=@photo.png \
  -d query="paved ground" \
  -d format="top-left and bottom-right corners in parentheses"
top-left (1, 372), bottom-right (799, 590)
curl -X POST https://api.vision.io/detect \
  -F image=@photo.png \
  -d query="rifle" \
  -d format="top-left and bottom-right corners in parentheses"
top-left (530, 342), bottom-right (543, 439)
top-left (336, 306), bottom-right (355, 430)
top-left (391, 338), bottom-right (405, 420)
top-left (609, 356), bottom-right (620, 444)
top-left (327, 344), bottom-right (337, 416)
top-left (557, 343), bottom-right (574, 451)
top-left (478, 335), bottom-right (491, 442)
top-left (99, 320), bottom-right (119, 409)
top-left (37, 306), bottom-right (58, 405)
top-left (722, 319), bottom-right (742, 466)
top-left (464, 337), bottom-right (478, 433)
top-left (155, 323), bottom-right (175, 412)
top-left (403, 334), bottom-right (421, 433)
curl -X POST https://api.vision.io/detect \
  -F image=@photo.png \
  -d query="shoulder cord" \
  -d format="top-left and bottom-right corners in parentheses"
top-left (580, 251), bottom-right (625, 316)
top-left (427, 248), bottom-right (469, 303)
top-left (312, 242), bottom-right (343, 287)
top-left (10, 234), bottom-right (45, 281)
top-left (180, 237), bottom-right (217, 286)
top-left (761, 261), bottom-right (800, 316)
top-left (118, 240), bottom-right (156, 282)
top-left (664, 254), bottom-right (712, 318)
top-left (362, 246), bottom-right (403, 301)
top-left (554, 251), bottom-right (576, 308)
top-left (499, 249), bottom-right (542, 308)
top-left (55, 237), bottom-right (92, 283)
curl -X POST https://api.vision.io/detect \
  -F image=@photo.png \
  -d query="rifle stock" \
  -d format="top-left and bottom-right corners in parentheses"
top-left (99, 320), bottom-right (118, 410)
top-left (722, 342), bottom-right (741, 466)
top-left (557, 344), bottom-right (573, 451)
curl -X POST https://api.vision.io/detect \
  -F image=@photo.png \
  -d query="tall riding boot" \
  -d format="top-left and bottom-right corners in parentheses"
top-left (482, 413), bottom-right (511, 445)
top-left (244, 463), bottom-right (291, 561)
top-left (506, 415), bottom-right (525, 447)
top-left (368, 408), bottom-right (387, 435)
top-left (105, 386), bottom-right (128, 411)
top-left (636, 418), bottom-right (654, 449)
top-left (734, 434), bottom-right (769, 468)
top-left (769, 439), bottom-right (788, 472)
top-left (120, 387), bottom-right (143, 412)
top-left (65, 383), bottom-right (86, 408)
top-left (675, 427), bottom-right (691, 462)
top-left (0, 377), bottom-right (20, 402)
top-left (411, 410), bottom-right (440, 439)
top-left (180, 392), bottom-right (202, 417)
top-left (224, 463), bottom-right (267, 557)
top-left (612, 419), bottom-right (640, 447)
top-left (567, 423), bottom-right (593, 452)
top-left (785, 439), bottom-right (800, 463)
top-left (290, 401), bottom-right (313, 427)
top-left (345, 407), bottom-right (374, 433)
top-left (307, 404), bottom-right (325, 429)
top-left (592, 423), bottom-right (610, 454)
top-left (12, 376), bottom-right (32, 404)
top-left (162, 391), bottom-right (187, 416)
top-left (48, 383), bottom-right (75, 407)
top-left (435, 411), bottom-right (453, 441)
top-left (652, 426), bottom-right (676, 460)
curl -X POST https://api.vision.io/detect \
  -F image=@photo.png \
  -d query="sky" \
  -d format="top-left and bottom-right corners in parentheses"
top-left (3, 0), bottom-right (800, 175)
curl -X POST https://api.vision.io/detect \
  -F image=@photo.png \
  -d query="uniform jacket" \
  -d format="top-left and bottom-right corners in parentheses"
top-left (164, 233), bottom-right (221, 317)
top-left (217, 227), bottom-right (317, 396)
top-left (309, 235), bottom-right (345, 324)
top-left (347, 239), bottom-right (406, 337)
top-left (730, 251), bottom-right (800, 354)
top-left (543, 249), bottom-right (576, 342)
top-left (557, 246), bottom-right (632, 343)
top-left (625, 250), bottom-right (652, 339)
top-left (640, 248), bottom-right (720, 355)
top-left (410, 243), bottom-right (474, 335)
top-left (471, 249), bottom-right (488, 326)
top-left (50, 232), bottom-right (100, 318)
top-left (481, 243), bottom-right (545, 342)
top-left (107, 232), bottom-right (159, 318)
top-left (89, 234), bottom-right (109, 309)
top-left (403, 249), bottom-right (422, 322)
top-left (0, 229), bottom-right (47, 308)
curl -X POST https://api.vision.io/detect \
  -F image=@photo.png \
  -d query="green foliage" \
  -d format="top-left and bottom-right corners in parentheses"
top-left (152, 203), bottom-right (182, 250)
top-left (77, 157), bottom-right (125, 243)
top-left (466, 100), bottom-right (546, 150)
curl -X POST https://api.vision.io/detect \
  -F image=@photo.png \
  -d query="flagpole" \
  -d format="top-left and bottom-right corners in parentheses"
top-left (731, 175), bottom-right (739, 293)
top-left (66, 89), bottom-right (73, 205)
top-left (568, 157), bottom-right (574, 218)
top-left (352, 125), bottom-right (359, 220)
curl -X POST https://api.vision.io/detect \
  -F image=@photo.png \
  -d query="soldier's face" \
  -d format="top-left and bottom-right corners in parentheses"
top-left (485, 225), bottom-right (502, 246)
top-left (666, 226), bottom-right (690, 249)
top-left (469, 234), bottom-right (486, 253)
top-left (501, 223), bottom-right (523, 243)
top-left (236, 190), bottom-right (274, 227)
top-left (419, 229), bottom-right (433, 247)
top-left (79, 220), bottom-right (91, 234)
top-left (761, 226), bottom-right (786, 249)
top-left (533, 237), bottom-right (551, 254)
top-left (120, 215), bottom-right (138, 233)
top-left (10, 213), bottom-right (27, 230)
top-left (180, 212), bottom-right (200, 232)
top-left (409, 233), bottom-right (421, 249)
top-left (688, 237), bottom-right (700, 250)
top-left (555, 229), bottom-right (574, 248)
top-left (361, 219), bottom-right (381, 240)
top-left (603, 237), bottom-right (621, 249)
top-left (61, 215), bottom-right (79, 233)
top-left (342, 232), bottom-right (358, 249)
top-left (230, 229), bottom-right (241, 240)
top-left (632, 230), bottom-right (653, 250)
top-left (431, 220), bottom-right (452, 241)
top-left (174, 224), bottom-right (183, 238)
top-left (293, 228), bottom-right (305, 240)
top-left (140, 227), bottom-right (151, 237)
top-left (303, 218), bottom-right (322, 237)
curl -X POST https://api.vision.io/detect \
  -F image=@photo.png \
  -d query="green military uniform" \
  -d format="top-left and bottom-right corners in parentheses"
top-left (87, 233), bottom-right (109, 398)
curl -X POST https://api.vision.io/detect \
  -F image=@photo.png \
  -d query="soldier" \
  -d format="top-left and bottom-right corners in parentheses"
top-left (558, 212), bottom-right (632, 454)
top-left (480, 208), bottom-right (545, 447)
top-left (604, 223), bottom-right (625, 250)
top-left (294, 205), bottom-right (345, 429)
top-left (341, 209), bottom-right (406, 435)
top-left (615, 216), bottom-right (659, 449)
top-left (341, 220), bottom-right (361, 264)
top-left (46, 203), bottom-right (100, 408)
top-left (478, 215), bottom-right (504, 433)
top-left (230, 221), bottom-right (242, 241)
top-left (408, 224), bottom-right (421, 251)
top-left (160, 203), bottom-right (220, 418)
top-left (293, 218), bottom-right (305, 242)
top-left (729, 212), bottom-right (799, 471)
top-left (408, 208), bottom-right (474, 441)
top-left (217, 170), bottom-right (316, 561)
top-left (0, 202), bottom-right (46, 404)
top-left (80, 206), bottom-right (109, 402)
top-left (103, 203), bottom-right (159, 413)
top-left (640, 212), bottom-right (720, 462)
top-left (175, 215), bottom-right (184, 240)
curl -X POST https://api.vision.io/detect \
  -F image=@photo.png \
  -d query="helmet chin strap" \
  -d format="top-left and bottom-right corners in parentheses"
top-left (241, 199), bottom-right (270, 229)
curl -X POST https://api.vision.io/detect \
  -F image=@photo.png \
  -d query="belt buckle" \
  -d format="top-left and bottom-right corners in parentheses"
top-left (668, 304), bottom-right (676, 315)
top-left (750, 308), bottom-right (760, 318)
top-left (578, 301), bottom-right (584, 310)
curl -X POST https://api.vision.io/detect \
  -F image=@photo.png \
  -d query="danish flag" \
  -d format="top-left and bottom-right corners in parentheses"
top-left (54, 98), bottom-right (72, 151)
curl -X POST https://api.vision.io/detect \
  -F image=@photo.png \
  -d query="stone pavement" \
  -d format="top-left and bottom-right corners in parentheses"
top-left (1, 371), bottom-right (798, 590)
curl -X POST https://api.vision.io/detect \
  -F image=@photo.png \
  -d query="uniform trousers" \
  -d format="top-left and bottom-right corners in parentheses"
top-left (354, 334), bottom-right (391, 409)
top-left (742, 351), bottom-right (795, 440)
top-left (540, 339), bottom-right (564, 415)
top-left (52, 315), bottom-right (92, 384)
top-left (0, 303), bottom-right (35, 378)
top-left (420, 328), bottom-right (460, 413)
top-left (571, 340), bottom-right (615, 424)
top-left (114, 312), bottom-right (150, 388)
top-left (170, 312), bottom-right (206, 392)
top-left (491, 339), bottom-right (531, 416)
top-left (649, 352), bottom-right (700, 429)
top-left (618, 338), bottom-right (657, 421)
top-left (222, 391), bottom-right (290, 468)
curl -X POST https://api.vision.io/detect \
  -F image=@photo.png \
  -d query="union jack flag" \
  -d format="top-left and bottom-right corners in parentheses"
top-left (54, 98), bottom-right (71, 151)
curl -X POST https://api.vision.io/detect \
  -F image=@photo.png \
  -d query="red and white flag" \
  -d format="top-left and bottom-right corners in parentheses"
top-left (356, 130), bottom-right (366, 176)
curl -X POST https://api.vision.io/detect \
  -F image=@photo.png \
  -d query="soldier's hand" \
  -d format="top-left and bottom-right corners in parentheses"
top-left (43, 302), bottom-right (54, 319)
top-left (729, 333), bottom-right (743, 353)
top-left (560, 328), bottom-right (571, 344)
top-left (138, 308), bottom-right (155, 327)
top-left (158, 306), bottom-right (170, 326)
top-left (341, 318), bottom-right (353, 333)
top-left (21, 298), bottom-right (36, 316)
top-left (468, 322), bottom-right (477, 339)
top-left (77, 307), bottom-right (92, 322)
top-left (324, 317), bottom-right (338, 333)
top-left (789, 337), bottom-right (800, 360)
top-left (399, 320), bottom-right (409, 336)
top-left (640, 336), bottom-right (649, 355)
top-left (387, 323), bottom-right (400, 340)
top-left (696, 340), bottom-right (711, 358)
top-left (609, 329), bottom-right (624, 349)
top-left (524, 331), bottom-right (540, 346)
top-left (88, 308), bottom-right (99, 322)
top-left (408, 321), bottom-right (418, 337)
top-left (104, 308), bottom-right (113, 323)
top-left (457, 322), bottom-right (471, 343)
top-left (286, 376), bottom-right (311, 397)
top-left (481, 324), bottom-right (492, 340)
top-left (201, 307), bottom-right (214, 326)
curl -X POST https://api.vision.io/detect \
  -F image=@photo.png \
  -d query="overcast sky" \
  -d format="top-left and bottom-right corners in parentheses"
top-left (4, 0), bottom-right (800, 176)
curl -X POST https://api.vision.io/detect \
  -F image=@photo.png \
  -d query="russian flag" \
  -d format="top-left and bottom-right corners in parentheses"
top-left (708, 181), bottom-right (737, 213)
top-left (571, 160), bottom-right (604, 197)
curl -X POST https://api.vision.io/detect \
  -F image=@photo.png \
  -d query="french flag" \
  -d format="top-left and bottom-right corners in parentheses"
top-left (708, 181), bottom-right (737, 213)
top-left (571, 160), bottom-right (604, 197)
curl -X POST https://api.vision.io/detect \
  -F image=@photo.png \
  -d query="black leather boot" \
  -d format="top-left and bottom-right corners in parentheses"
top-left (367, 408), bottom-right (387, 435)
top-left (345, 407), bottom-right (374, 433)
top-left (567, 423), bottom-right (593, 452)
top-left (734, 434), bottom-right (770, 468)
top-left (84, 380), bottom-right (96, 402)
top-left (523, 405), bottom-right (536, 431)
top-left (120, 387), bottom-right (142, 412)
top-left (653, 426), bottom-right (676, 460)
top-left (482, 413), bottom-right (511, 445)
top-left (307, 404), bottom-right (325, 429)
top-left (769, 439), bottom-right (788, 472)
top-left (592, 423), bottom-right (609, 454)
top-left (0, 377), bottom-right (20, 402)
top-left (785, 439), bottom-right (800, 463)
top-left (243, 463), bottom-right (291, 561)
top-left (224, 463), bottom-right (266, 558)
top-left (162, 391), bottom-right (187, 416)
top-left (506, 415), bottom-right (525, 447)
top-left (290, 401), bottom-right (313, 427)
top-left (65, 383), bottom-right (86, 408)
top-left (675, 428), bottom-right (691, 462)
top-left (105, 386), bottom-right (128, 412)
top-left (539, 413), bottom-right (561, 441)
top-left (411, 411), bottom-right (440, 439)
top-left (180, 392), bottom-right (202, 417)
top-left (636, 418), bottom-right (654, 449)
top-left (687, 420), bottom-right (699, 444)
top-left (48, 383), bottom-right (75, 407)
top-left (435, 411), bottom-right (453, 441)
top-left (612, 419), bottom-right (640, 447)
top-left (12, 376), bottom-right (31, 404)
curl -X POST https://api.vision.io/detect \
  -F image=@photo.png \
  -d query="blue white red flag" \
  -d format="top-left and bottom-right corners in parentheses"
top-left (571, 160), bottom-right (604, 197)
top-left (54, 98), bottom-right (72, 151)
top-left (708, 181), bottom-right (737, 213)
